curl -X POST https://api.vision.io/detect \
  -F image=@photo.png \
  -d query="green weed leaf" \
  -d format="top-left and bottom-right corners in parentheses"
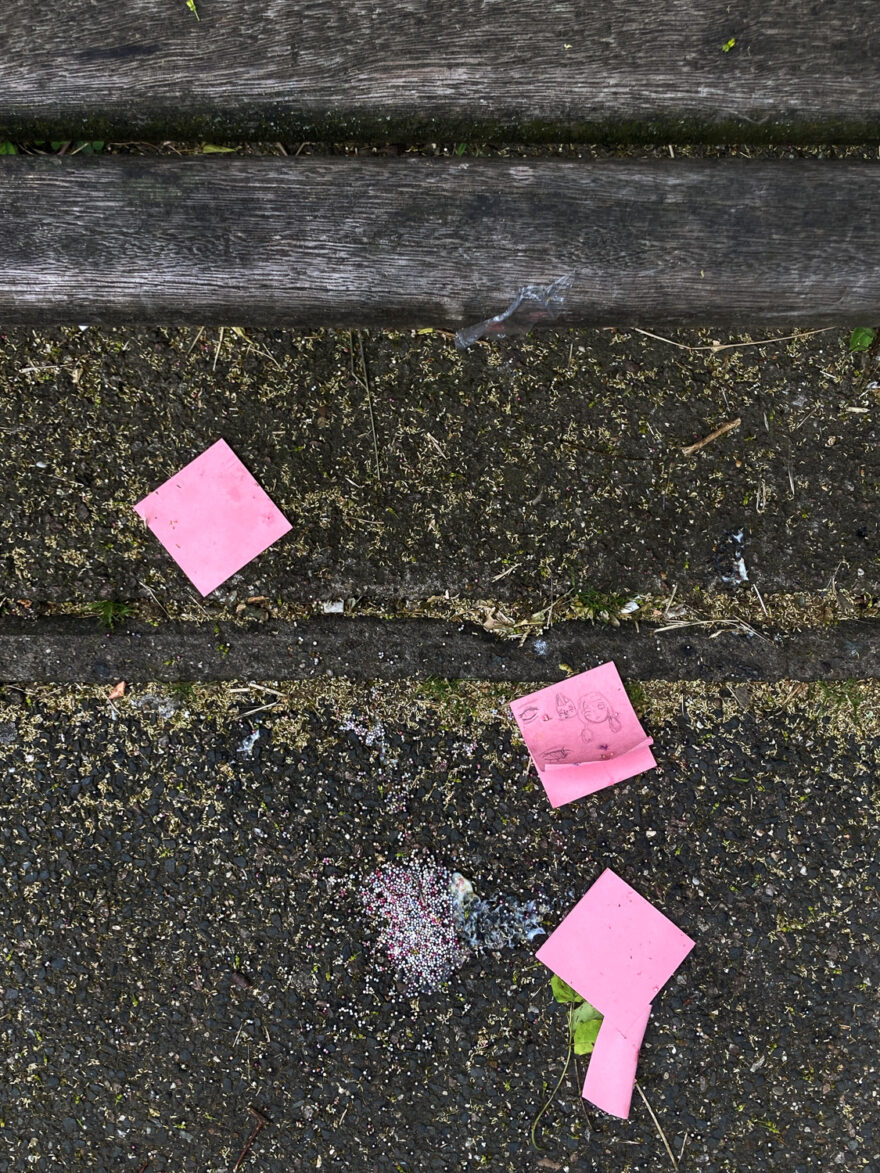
top-left (573, 1017), bottom-right (602, 1054)
top-left (849, 327), bottom-right (876, 352)
top-left (571, 1000), bottom-right (602, 1026)
top-left (550, 975), bottom-right (582, 1004)
top-left (0, 142), bottom-right (17, 156)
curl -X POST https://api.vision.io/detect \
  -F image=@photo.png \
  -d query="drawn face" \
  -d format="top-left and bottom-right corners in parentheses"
top-left (555, 693), bottom-right (577, 720)
top-left (580, 692), bottom-right (622, 733)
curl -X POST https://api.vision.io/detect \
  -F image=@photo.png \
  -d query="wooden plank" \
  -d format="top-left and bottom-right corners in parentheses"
top-left (1, 156), bottom-right (880, 326)
top-left (1, 617), bottom-right (878, 683)
top-left (2, 0), bottom-right (880, 142)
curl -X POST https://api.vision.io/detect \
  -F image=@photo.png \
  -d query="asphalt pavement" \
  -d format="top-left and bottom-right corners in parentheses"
top-left (0, 679), bottom-right (876, 1172)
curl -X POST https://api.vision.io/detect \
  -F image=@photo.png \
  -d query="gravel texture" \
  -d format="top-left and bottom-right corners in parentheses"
top-left (0, 679), bottom-right (876, 1172)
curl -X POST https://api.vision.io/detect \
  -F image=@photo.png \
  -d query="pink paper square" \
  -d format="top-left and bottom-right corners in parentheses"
top-left (133, 439), bottom-right (291, 596)
top-left (511, 662), bottom-right (656, 806)
top-left (536, 869), bottom-right (694, 1034)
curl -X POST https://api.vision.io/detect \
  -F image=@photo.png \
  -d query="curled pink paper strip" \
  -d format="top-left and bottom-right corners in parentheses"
top-left (541, 738), bottom-right (656, 808)
top-left (581, 1003), bottom-right (651, 1120)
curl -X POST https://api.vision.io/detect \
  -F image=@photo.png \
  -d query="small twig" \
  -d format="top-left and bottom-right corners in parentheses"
top-left (792, 404), bottom-right (819, 431)
top-left (823, 560), bottom-right (845, 598)
top-left (424, 431), bottom-right (447, 458)
top-left (185, 326), bottom-right (205, 357)
top-left (635, 1082), bottom-right (678, 1171)
top-left (656, 617), bottom-right (745, 634)
top-left (573, 1056), bottom-right (593, 1133)
top-left (681, 417), bottom-right (741, 456)
top-left (135, 1162), bottom-right (150, 1173)
top-left (186, 591), bottom-right (210, 617)
top-left (655, 616), bottom-right (771, 644)
top-left (531, 1005), bottom-right (575, 1150)
top-left (229, 325), bottom-right (282, 370)
top-left (355, 331), bottom-right (381, 482)
top-left (232, 1107), bottom-right (269, 1172)
top-left (491, 562), bottom-right (521, 582)
top-left (213, 326), bottom-right (225, 372)
top-left (752, 582), bottom-right (769, 618)
top-left (238, 702), bottom-right (279, 719)
top-left (678, 1132), bottom-right (689, 1161)
top-left (629, 326), bottom-right (834, 354)
top-left (229, 684), bottom-right (283, 697)
top-left (663, 583), bottom-right (678, 618)
top-left (138, 580), bottom-right (171, 619)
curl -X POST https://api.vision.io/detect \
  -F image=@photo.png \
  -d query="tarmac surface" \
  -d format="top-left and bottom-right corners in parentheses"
top-left (0, 678), bottom-right (877, 1172)
top-left (1, 315), bottom-right (879, 1173)
top-left (1, 323), bottom-right (878, 604)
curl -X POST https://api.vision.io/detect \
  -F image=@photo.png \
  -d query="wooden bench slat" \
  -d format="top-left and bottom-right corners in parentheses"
top-left (2, 156), bottom-right (879, 326)
top-left (3, 0), bottom-right (880, 142)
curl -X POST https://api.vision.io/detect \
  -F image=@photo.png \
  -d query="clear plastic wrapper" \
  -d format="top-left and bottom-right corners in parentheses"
top-left (455, 273), bottom-right (573, 349)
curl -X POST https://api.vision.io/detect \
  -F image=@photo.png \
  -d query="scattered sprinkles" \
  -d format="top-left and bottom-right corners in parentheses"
top-left (361, 856), bottom-right (467, 993)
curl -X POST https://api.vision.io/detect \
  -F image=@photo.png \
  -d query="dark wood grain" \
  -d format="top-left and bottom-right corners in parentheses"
top-left (2, 0), bottom-right (880, 141)
top-left (1, 156), bottom-right (880, 326)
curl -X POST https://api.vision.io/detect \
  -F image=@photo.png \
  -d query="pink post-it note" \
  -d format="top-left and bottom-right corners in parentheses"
top-left (133, 439), bottom-right (292, 596)
top-left (511, 662), bottom-right (655, 806)
top-left (582, 1003), bottom-right (651, 1119)
top-left (536, 869), bottom-right (694, 1035)
top-left (537, 870), bottom-right (694, 1119)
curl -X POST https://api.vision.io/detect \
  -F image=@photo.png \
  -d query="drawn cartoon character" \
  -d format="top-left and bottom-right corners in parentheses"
top-left (555, 693), bottom-right (577, 720)
top-left (542, 747), bottom-right (570, 764)
top-left (577, 692), bottom-right (622, 744)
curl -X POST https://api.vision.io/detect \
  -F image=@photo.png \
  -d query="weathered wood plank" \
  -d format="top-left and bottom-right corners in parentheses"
top-left (2, 0), bottom-right (880, 142)
top-left (1, 156), bottom-right (880, 326)
top-left (1, 617), bottom-right (878, 683)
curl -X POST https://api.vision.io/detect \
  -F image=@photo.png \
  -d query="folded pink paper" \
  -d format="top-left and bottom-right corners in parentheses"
top-left (133, 439), bottom-right (292, 596)
top-left (537, 869), bottom-right (695, 1118)
top-left (511, 662), bottom-right (656, 806)
top-left (582, 1003), bottom-right (651, 1119)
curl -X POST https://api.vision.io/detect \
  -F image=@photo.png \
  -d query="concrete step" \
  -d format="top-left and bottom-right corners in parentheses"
top-left (1, 325), bottom-right (876, 602)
